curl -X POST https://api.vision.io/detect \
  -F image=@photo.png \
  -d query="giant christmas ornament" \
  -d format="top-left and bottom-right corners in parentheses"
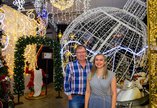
top-left (61, 7), bottom-right (147, 81)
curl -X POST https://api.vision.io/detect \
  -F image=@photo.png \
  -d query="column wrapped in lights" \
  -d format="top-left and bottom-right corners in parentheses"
top-left (148, 0), bottom-right (157, 107)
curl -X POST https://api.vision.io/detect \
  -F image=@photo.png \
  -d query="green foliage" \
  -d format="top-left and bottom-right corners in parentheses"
top-left (53, 42), bottom-right (63, 91)
top-left (0, 45), bottom-right (9, 100)
top-left (14, 35), bottom-right (63, 95)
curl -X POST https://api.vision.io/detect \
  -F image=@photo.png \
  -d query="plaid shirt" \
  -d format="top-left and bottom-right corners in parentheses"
top-left (64, 60), bottom-right (92, 95)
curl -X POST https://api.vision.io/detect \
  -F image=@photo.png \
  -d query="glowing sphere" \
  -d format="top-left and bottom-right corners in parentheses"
top-left (61, 7), bottom-right (147, 80)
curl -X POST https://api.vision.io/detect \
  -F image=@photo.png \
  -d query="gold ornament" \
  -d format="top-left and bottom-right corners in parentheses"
top-left (50, 0), bottom-right (74, 11)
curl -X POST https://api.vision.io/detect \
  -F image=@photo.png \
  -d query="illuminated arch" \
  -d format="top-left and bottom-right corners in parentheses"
top-left (13, 36), bottom-right (63, 95)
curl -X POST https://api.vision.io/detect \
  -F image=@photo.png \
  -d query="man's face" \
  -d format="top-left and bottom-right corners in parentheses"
top-left (75, 47), bottom-right (87, 61)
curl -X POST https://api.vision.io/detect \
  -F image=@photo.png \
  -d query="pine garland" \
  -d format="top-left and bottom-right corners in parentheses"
top-left (14, 35), bottom-right (63, 95)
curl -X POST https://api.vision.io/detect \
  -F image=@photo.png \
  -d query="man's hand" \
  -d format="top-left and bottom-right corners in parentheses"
top-left (68, 95), bottom-right (72, 100)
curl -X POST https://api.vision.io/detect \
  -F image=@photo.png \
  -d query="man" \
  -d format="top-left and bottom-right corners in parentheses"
top-left (64, 45), bottom-right (92, 108)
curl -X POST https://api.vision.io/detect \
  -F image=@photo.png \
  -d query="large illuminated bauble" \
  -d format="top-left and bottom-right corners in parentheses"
top-left (61, 7), bottom-right (147, 80)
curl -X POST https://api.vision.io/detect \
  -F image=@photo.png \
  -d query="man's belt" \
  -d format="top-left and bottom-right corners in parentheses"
top-left (71, 94), bottom-right (85, 97)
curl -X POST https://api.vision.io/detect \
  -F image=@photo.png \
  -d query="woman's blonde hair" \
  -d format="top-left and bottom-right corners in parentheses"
top-left (89, 54), bottom-right (108, 80)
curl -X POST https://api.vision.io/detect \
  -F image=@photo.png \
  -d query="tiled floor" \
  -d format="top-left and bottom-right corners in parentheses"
top-left (14, 83), bottom-right (149, 108)
top-left (15, 84), bottom-right (68, 108)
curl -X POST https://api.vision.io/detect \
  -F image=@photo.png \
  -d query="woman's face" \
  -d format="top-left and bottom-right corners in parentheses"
top-left (94, 55), bottom-right (106, 69)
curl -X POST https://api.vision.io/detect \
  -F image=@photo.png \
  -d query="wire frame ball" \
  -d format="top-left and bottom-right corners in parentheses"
top-left (61, 7), bottom-right (147, 81)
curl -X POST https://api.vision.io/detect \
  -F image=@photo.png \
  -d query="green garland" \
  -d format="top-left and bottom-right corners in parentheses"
top-left (13, 35), bottom-right (63, 95)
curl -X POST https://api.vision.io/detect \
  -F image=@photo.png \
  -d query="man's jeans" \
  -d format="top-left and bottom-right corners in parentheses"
top-left (69, 95), bottom-right (85, 108)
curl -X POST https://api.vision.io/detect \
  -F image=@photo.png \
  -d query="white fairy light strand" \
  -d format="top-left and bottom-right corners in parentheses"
top-left (61, 41), bottom-right (147, 58)
top-left (61, 41), bottom-right (147, 76)
top-left (13, 0), bottom-right (25, 11)
top-left (123, 0), bottom-right (146, 20)
top-left (50, 0), bottom-right (91, 24)
top-left (34, 0), bottom-right (44, 13)
top-left (0, 8), bottom-right (5, 30)
top-left (2, 35), bottom-right (9, 51)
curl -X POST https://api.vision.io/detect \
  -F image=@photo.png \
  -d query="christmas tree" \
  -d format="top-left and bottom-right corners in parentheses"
top-left (0, 30), bottom-right (14, 107)
top-left (0, 31), bottom-right (14, 108)
top-left (53, 42), bottom-right (63, 98)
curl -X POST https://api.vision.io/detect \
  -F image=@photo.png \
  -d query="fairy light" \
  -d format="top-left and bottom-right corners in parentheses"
top-left (50, 0), bottom-right (74, 11)
top-left (58, 30), bottom-right (63, 39)
top-left (1, 34), bottom-right (9, 51)
top-left (13, 0), bottom-right (25, 11)
top-left (61, 41), bottom-right (147, 58)
top-left (1, 5), bottom-right (37, 74)
top-left (50, 0), bottom-right (91, 24)
top-left (34, 0), bottom-right (44, 13)
top-left (61, 40), bottom-right (148, 75)
top-left (0, 8), bottom-right (5, 31)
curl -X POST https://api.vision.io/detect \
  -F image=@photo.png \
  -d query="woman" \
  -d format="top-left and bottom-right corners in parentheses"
top-left (85, 54), bottom-right (117, 108)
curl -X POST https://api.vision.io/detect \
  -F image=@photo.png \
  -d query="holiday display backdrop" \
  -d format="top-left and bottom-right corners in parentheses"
top-left (13, 36), bottom-right (63, 102)
top-left (60, 2), bottom-right (149, 105)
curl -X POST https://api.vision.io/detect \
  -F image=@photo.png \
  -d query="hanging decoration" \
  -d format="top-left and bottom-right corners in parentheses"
top-left (13, 0), bottom-right (25, 11)
top-left (40, 8), bottom-right (48, 19)
top-left (34, 0), bottom-right (48, 36)
top-left (50, 0), bottom-right (91, 24)
top-left (36, 16), bottom-right (47, 36)
top-left (34, 0), bottom-right (44, 14)
top-left (36, 7), bottom-right (48, 36)
top-left (50, 0), bottom-right (74, 11)
top-left (58, 30), bottom-right (63, 39)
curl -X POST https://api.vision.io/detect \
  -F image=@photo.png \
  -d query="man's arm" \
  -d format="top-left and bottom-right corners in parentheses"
top-left (64, 64), bottom-right (72, 97)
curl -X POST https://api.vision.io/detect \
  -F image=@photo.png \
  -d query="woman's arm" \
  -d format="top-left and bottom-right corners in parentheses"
top-left (111, 76), bottom-right (117, 108)
top-left (85, 79), bottom-right (91, 108)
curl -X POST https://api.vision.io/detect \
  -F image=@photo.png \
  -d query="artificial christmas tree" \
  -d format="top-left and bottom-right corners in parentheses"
top-left (0, 30), bottom-right (14, 108)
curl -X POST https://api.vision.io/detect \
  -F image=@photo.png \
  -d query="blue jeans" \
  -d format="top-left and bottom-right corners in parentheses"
top-left (69, 95), bottom-right (85, 108)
